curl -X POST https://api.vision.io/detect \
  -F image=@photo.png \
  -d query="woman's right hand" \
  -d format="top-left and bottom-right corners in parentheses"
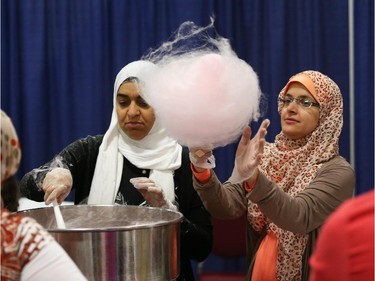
top-left (188, 147), bottom-right (215, 170)
top-left (42, 168), bottom-right (73, 205)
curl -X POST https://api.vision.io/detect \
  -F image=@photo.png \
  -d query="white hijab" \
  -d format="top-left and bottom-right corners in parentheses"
top-left (88, 61), bottom-right (182, 204)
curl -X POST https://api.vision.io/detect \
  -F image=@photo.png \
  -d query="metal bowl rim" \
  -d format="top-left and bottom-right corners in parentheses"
top-left (18, 204), bottom-right (184, 232)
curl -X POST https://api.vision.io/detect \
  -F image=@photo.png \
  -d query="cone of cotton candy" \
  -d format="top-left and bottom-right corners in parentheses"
top-left (141, 51), bottom-right (261, 148)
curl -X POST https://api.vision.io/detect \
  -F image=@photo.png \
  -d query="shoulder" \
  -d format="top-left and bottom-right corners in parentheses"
top-left (1, 208), bottom-right (21, 226)
top-left (322, 155), bottom-right (354, 170)
top-left (12, 214), bottom-right (53, 242)
top-left (307, 156), bottom-right (355, 203)
top-left (2, 211), bottom-right (54, 261)
top-left (318, 156), bottom-right (355, 179)
top-left (75, 135), bottom-right (104, 145)
top-left (64, 135), bottom-right (104, 151)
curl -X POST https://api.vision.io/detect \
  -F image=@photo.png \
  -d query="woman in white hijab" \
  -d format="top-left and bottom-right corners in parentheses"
top-left (20, 61), bottom-right (213, 281)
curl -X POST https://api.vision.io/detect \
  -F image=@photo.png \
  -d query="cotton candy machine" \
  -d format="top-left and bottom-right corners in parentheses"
top-left (19, 205), bottom-right (183, 281)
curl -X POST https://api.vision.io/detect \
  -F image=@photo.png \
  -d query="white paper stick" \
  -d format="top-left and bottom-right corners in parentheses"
top-left (53, 200), bottom-right (66, 229)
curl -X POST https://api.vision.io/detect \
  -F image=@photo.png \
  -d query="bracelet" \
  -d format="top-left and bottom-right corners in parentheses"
top-left (244, 169), bottom-right (259, 192)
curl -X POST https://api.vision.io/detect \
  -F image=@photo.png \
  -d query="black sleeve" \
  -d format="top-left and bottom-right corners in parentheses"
top-left (20, 135), bottom-right (103, 204)
top-left (175, 147), bottom-right (213, 262)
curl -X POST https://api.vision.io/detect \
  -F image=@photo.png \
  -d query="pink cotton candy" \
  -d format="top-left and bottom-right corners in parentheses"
top-left (141, 20), bottom-right (261, 148)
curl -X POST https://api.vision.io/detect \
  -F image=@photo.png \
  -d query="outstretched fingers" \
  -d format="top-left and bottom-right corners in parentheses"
top-left (260, 119), bottom-right (270, 134)
top-left (239, 126), bottom-right (251, 145)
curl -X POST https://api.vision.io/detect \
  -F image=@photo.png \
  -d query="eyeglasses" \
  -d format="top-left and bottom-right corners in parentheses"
top-left (278, 96), bottom-right (320, 109)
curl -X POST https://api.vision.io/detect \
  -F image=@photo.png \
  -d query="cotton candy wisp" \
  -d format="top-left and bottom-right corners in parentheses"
top-left (141, 19), bottom-right (262, 148)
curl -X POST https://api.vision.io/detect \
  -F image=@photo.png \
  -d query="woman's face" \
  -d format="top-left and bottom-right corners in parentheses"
top-left (116, 81), bottom-right (155, 140)
top-left (280, 82), bottom-right (320, 140)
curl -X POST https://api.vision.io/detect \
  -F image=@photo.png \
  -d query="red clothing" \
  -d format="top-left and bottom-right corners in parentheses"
top-left (1, 208), bottom-right (54, 280)
top-left (309, 189), bottom-right (374, 281)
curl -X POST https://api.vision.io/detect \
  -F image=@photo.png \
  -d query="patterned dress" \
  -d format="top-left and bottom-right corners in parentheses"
top-left (1, 208), bottom-right (54, 280)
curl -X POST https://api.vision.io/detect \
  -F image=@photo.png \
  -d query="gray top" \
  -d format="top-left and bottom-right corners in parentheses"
top-left (193, 155), bottom-right (355, 280)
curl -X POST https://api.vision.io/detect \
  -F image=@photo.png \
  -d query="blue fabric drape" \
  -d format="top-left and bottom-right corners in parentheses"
top-left (2, 0), bottom-right (373, 197)
top-left (354, 0), bottom-right (374, 193)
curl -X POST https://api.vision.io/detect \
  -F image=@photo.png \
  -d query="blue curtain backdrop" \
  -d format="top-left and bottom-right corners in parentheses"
top-left (1, 0), bottom-right (373, 277)
top-left (2, 0), bottom-right (373, 193)
top-left (1, 2), bottom-right (373, 190)
top-left (2, 0), bottom-right (373, 195)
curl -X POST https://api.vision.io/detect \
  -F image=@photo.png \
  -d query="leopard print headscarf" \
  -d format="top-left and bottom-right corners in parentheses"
top-left (248, 71), bottom-right (343, 280)
top-left (1, 110), bottom-right (21, 184)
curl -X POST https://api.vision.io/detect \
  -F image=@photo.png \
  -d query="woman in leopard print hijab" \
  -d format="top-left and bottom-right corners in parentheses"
top-left (249, 70), bottom-right (354, 280)
top-left (191, 70), bottom-right (356, 281)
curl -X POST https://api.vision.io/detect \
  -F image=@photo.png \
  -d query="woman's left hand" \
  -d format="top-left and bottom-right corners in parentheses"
top-left (130, 177), bottom-right (177, 210)
top-left (228, 119), bottom-right (270, 183)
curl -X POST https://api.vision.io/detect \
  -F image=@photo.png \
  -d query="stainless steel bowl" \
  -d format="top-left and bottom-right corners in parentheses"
top-left (19, 205), bottom-right (183, 281)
